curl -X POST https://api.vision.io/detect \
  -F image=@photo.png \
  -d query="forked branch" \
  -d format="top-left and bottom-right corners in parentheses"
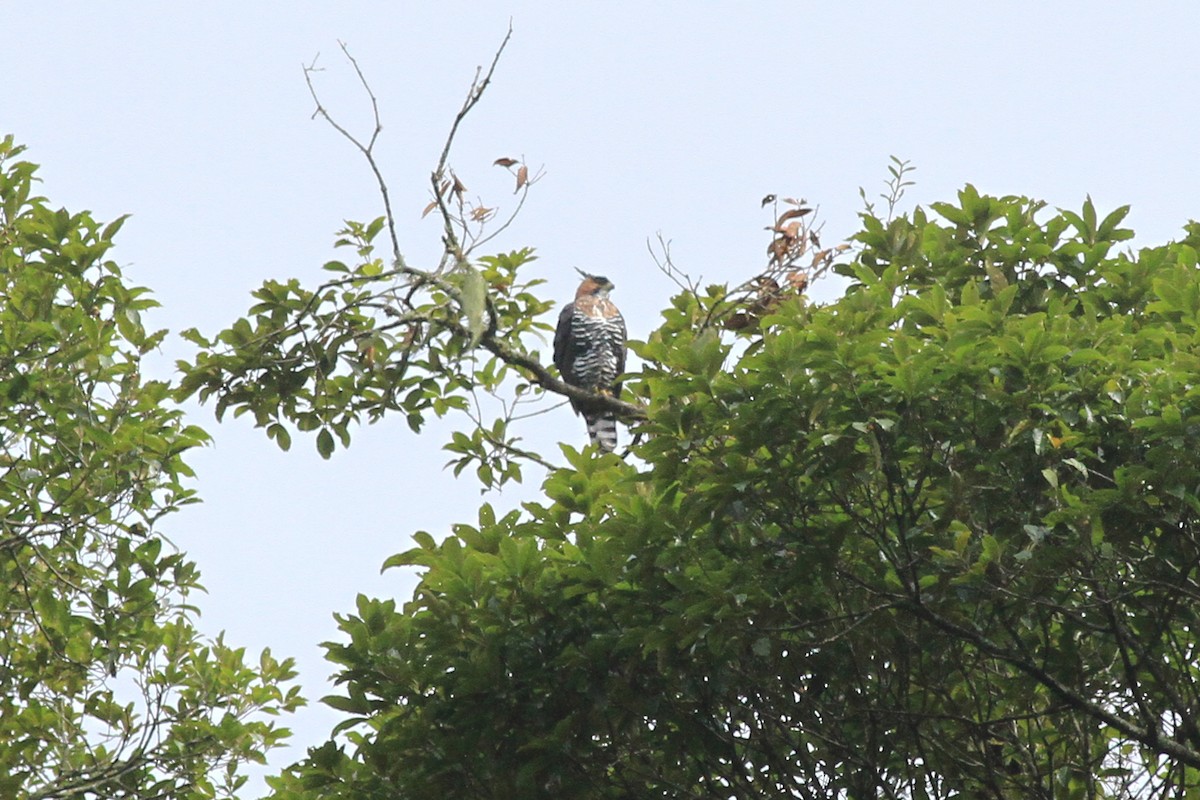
top-left (304, 42), bottom-right (405, 271)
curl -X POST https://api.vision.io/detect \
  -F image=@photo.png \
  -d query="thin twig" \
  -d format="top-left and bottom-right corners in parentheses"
top-left (468, 166), bottom-right (544, 254)
top-left (431, 23), bottom-right (514, 273)
top-left (647, 232), bottom-right (701, 296)
top-left (304, 45), bottom-right (407, 271)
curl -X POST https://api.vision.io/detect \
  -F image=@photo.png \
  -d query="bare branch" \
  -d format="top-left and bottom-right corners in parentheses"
top-left (431, 23), bottom-right (515, 274)
top-left (304, 46), bottom-right (406, 271)
top-left (647, 232), bottom-right (700, 296)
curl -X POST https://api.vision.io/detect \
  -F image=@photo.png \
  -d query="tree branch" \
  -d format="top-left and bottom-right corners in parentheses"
top-left (902, 597), bottom-right (1200, 769)
top-left (432, 23), bottom-right (514, 274)
top-left (304, 44), bottom-right (406, 272)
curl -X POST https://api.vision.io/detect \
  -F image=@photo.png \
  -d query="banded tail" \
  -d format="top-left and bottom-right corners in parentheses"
top-left (586, 413), bottom-right (618, 453)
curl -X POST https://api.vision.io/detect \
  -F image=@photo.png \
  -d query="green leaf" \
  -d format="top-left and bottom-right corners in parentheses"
top-left (317, 428), bottom-right (335, 459)
top-left (268, 423), bottom-right (292, 452)
top-left (321, 693), bottom-right (371, 715)
top-left (459, 264), bottom-right (489, 347)
top-left (101, 213), bottom-right (130, 241)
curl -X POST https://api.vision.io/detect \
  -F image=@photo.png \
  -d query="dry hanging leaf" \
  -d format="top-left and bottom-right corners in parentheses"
top-left (777, 207), bottom-right (812, 225)
top-left (494, 157), bottom-right (519, 167)
top-left (768, 238), bottom-right (789, 264)
top-left (515, 165), bottom-right (529, 192)
top-left (452, 173), bottom-right (467, 200)
top-left (776, 221), bottom-right (801, 240)
top-left (470, 206), bottom-right (494, 222)
top-left (421, 200), bottom-right (439, 219)
top-left (787, 272), bottom-right (810, 293)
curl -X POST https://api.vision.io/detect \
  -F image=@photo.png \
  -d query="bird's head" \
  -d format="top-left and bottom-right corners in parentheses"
top-left (575, 268), bottom-right (615, 298)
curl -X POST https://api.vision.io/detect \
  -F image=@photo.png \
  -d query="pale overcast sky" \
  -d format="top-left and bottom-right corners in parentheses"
top-left (4, 2), bottom-right (1199, 793)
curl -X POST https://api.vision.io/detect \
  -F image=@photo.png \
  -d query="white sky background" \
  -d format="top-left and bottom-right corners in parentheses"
top-left (4, 2), bottom-right (1199, 793)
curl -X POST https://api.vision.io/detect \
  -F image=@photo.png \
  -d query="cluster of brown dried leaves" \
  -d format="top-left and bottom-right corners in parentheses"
top-left (420, 157), bottom-right (530, 222)
top-left (723, 196), bottom-right (848, 331)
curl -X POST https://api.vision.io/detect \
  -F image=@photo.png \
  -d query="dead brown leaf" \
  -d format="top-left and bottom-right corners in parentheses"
top-left (787, 272), bottom-right (810, 293)
top-left (777, 207), bottom-right (812, 225)
top-left (768, 239), bottom-right (789, 264)
top-left (515, 165), bottom-right (529, 192)
top-left (421, 200), bottom-right (439, 219)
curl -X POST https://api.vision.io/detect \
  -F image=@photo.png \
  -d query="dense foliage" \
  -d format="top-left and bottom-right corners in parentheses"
top-left (0, 137), bottom-right (300, 799)
top-left (208, 183), bottom-right (1200, 799)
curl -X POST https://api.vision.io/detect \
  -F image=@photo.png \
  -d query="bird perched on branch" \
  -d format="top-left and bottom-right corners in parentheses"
top-left (554, 270), bottom-right (627, 453)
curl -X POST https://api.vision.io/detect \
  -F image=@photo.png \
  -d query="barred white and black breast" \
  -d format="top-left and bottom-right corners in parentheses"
top-left (553, 273), bottom-right (627, 452)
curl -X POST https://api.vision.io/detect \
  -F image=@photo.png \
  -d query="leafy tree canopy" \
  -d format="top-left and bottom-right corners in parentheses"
top-left (0, 136), bottom-right (301, 799)
top-left (187, 163), bottom-right (1200, 797)
top-left (176, 45), bottom-right (1200, 800)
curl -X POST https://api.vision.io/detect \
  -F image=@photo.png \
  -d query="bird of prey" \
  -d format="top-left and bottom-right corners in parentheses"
top-left (553, 270), bottom-right (627, 452)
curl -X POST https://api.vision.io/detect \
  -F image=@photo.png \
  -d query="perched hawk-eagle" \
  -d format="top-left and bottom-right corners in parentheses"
top-left (553, 271), bottom-right (627, 452)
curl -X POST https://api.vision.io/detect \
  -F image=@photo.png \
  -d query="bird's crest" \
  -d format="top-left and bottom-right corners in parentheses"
top-left (573, 268), bottom-right (614, 297)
